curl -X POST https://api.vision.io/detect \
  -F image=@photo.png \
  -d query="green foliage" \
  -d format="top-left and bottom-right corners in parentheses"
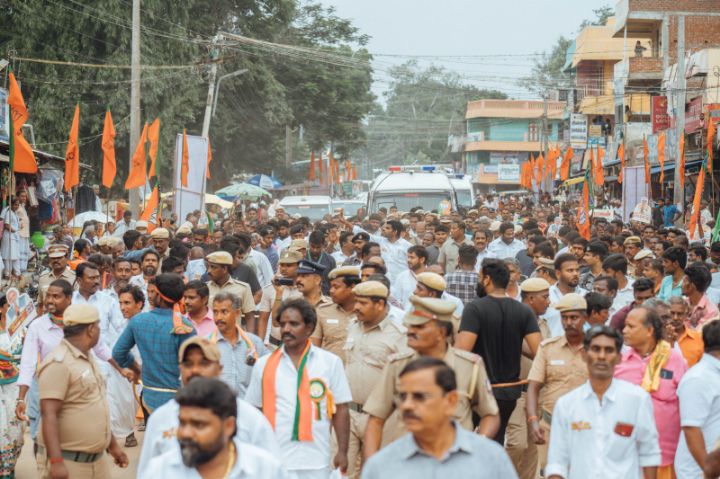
top-left (0, 0), bottom-right (373, 193)
top-left (578, 5), bottom-right (614, 30)
top-left (361, 61), bottom-right (506, 168)
top-left (518, 36), bottom-right (575, 97)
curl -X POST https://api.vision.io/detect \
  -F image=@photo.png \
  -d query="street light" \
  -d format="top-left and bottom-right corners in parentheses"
top-left (212, 68), bottom-right (248, 118)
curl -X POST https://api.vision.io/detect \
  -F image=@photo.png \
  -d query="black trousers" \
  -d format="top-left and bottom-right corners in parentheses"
top-left (492, 398), bottom-right (518, 445)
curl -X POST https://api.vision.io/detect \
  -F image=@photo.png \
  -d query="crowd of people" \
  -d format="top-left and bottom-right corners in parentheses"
top-left (0, 192), bottom-right (719, 479)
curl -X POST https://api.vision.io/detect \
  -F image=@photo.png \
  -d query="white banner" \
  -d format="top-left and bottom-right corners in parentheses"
top-left (173, 134), bottom-right (209, 222)
top-left (570, 113), bottom-right (588, 150)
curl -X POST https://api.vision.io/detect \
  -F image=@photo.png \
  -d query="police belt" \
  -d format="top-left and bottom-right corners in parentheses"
top-left (491, 379), bottom-right (528, 392)
top-left (38, 445), bottom-right (102, 463)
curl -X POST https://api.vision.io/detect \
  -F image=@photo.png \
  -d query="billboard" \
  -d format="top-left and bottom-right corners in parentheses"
top-left (497, 164), bottom-right (520, 182)
top-left (173, 134), bottom-right (209, 222)
top-left (685, 97), bottom-right (703, 134)
top-left (652, 96), bottom-right (670, 133)
top-left (570, 113), bottom-right (587, 150)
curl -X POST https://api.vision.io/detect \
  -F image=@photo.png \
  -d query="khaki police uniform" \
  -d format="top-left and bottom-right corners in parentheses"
top-left (505, 277), bottom-right (552, 479)
top-left (343, 281), bottom-right (408, 478)
top-left (38, 268), bottom-right (76, 305)
top-left (207, 277), bottom-right (255, 311)
top-left (36, 304), bottom-right (112, 479)
top-left (363, 296), bottom-right (498, 447)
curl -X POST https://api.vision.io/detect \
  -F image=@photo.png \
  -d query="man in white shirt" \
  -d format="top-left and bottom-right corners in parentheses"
top-left (113, 210), bottom-right (136, 238)
top-left (472, 229), bottom-right (494, 273)
top-left (139, 337), bottom-right (277, 473)
top-left (602, 254), bottom-right (635, 314)
top-left (546, 325), bottom-right (661, 479)
top-left (393, 245), bottom-right (428, 309)
top-left (675, 321), bottom-right (720, 478)
top-left (487, 222), bottom-right (525, 259)
top-left (543, 254), bottom-right (588, 337)
top-left (351, 219), bottom-right (411, 283)
top-left (141, 377), bottom-right (285, 479)
top-left (246, 298), bottom-right (352, 478)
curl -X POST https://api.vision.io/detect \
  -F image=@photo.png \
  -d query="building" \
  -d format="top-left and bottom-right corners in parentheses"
top-left (464, 99), bottom-right (565, 193)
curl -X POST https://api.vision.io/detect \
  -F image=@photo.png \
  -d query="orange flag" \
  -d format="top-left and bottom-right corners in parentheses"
top-left (678, 135), bottom-right (685, 187)
top-left (592, 147), bottom-right (604, 186)
top-left (617, 143), bottom-right (625, 184)
top-left (643, 136), bottom-right (650, 185)
top-left (141, 186), bottom-right (159, 221)
top-left (181, 129), bottom-right (189, 187)
top-left (206, 137), bottom-right (213, 179)
top-left (688, 166), bottom-right (705, 240)
top-left (308, 151), bottom-right (316, 181)
top-left (7, 73), bottom-right (38, 173)
top-left (125, 122), bottom-right (148, 189)
top-left (63, 104), bottom-right (80, 192)
top-left (101, 110), bottom-right (116, 188)
top-left (576, 180), bottom-right (591, 240)
top-left (657, 132), bottom-right (666, 183)
top-left (550, 148), bottom-right (559, 180)
top-left (535, 153), bottom-right (544, 186)
top-left (708, 118), bottom-right (716, 172)
top-left (561, 147), bottom-right (573, 181)
top-left (147, 118), bottom-right (160, 178)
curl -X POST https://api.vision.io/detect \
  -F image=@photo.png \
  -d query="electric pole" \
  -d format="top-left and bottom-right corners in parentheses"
top-left (674, 16), bottom-right (685, 207)
top-left (542, 93), bottom-right (550, 197)
top-left (201, 38), bottom-right (219, 139)
top-left (129, 0), bottom-right (141, 215)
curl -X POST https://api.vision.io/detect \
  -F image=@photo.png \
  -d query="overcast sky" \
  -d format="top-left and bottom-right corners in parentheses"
top-left (320, 0), bottom-right (613, 100)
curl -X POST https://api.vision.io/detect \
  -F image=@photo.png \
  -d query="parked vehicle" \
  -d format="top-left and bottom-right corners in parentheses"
top-left (367, 166), bottom-right (457, 214)
top-left (450, 175), bottom-right (475, 208)
top-left (278, 195), bottom-right (333, 221)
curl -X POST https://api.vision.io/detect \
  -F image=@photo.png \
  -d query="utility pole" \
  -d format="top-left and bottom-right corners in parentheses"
top-left (201, 38), bottom-right (220, 139)
top-left (674, 16), bottom-right (686, 207)
top-left (541, 93), bottom-right (550, 197)
top-left (129, 0), bottom-right (141, 215)
top-left (285, 125), bottom-right (292, 167)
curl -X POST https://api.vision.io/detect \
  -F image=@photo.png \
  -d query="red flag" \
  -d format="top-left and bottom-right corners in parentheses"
top-left (617, 143), bottom-right (625, 184)
top-left (64, 104), bottom-right (80, 192)
top-left (643, 136), bottom-right (650, 185)
top-left (101, 110), bottom-right (116, 188)
top-left (125, 122), bottom-right (148, 189)
top-left (181, 129), bottom-right (189, 187)
top-left (206, 137), bottom-right (213, 179)
top-left (309, 151), bottom-right (316, 181)
top-left (688, 166), bottom-right (706, 240)
top-left (560, 147), bottom-right (573, 181)
top-left (147, 118), bottom-right (160, 179)
top-left (657, 132), bottom-right (666, 183)
top-left (7, 73), bottom-right (38, 173)
top-left (678, 135), bottom-right (685, 187)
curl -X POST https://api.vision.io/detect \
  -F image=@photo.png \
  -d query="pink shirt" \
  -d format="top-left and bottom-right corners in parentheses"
top-left (687, 294), bottom-right (720, 329)
top-left (614, 346), bottom-right (688, 465)
top-left (190, 309), bottom-right (217, 338)
top-left (18, 314), bottom-right (112, 387)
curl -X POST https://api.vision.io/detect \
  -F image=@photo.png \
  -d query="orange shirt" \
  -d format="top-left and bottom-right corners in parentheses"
top-left (678, 328), bottom-right (704, 367)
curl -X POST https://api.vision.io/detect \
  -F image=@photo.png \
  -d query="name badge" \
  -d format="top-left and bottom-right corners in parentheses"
top-left (660, 368), bottom-right (674, 380)
top-left (326, 319), bottom-right (339, 324)
top-left (550, 359), bottom-right (565, 366)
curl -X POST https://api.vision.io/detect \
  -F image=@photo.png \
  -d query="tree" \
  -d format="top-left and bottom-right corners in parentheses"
top-left (518, 36), bottom-right (574, 97)
top-left (0, 0), bottom-right (373, 192)
top-left (360, 62), bottom-right (505, 168)
top-left (578, 5), bottom-right (614, 30)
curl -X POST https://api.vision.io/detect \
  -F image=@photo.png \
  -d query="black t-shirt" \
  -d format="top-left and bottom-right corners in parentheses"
top-left (460, 295), bottom-right (539, 398)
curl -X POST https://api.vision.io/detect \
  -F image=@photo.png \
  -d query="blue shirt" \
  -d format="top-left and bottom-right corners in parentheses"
top-left (663, 205), bottom-right (679, 227)
top-left (658, 275), bottom-right (683, 301)
top-left (112, 308), bottom-right (195, 410)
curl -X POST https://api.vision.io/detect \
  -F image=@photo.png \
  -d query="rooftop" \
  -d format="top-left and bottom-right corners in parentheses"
top-left (465, 99), bottom-right (565, 120)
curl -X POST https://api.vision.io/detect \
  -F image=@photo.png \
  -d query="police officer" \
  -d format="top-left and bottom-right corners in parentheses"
top-left (36, 304), bottom-right (129, 479)
top-left (206, 251), bottom-right (255, 329)
top-left (37, 244), bottom-right (75, 312)
top-left (343, 281), bottom-right (408, 478)
top-left (294, 259), bottom-right (332, 308)
top-left (363, 295), bottom-right (500, 459)
top-left (312, 266), bottom-right (362, 361)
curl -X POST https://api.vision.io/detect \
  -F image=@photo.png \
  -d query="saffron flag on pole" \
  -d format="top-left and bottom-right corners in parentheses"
top-left (707, 116), bottom-right (716, 173)
top-left (147, 118), bottom-right (160, 179)
top-left (643, 136), bottom-right (650, 185)
top-left (309, 151), bottom-right (316, 181)
top-left (63, 104), bottom-right (80, 192)
top-left (125, 122), bottom-right (148, 189)
top-left (206, 137), bottom-right (213, 179)
top-left (140, 185), bottom-right (159, 221)
top-left (535, 153), bottom-right (544, 187)
top-left (617, 142), bottom-right (625, 184)
top-left (657, 132), bottom-right (666, 183)
top-left (678, 134), bottom-right (686, 187)
top-left (576, 178), bottom-right (591, 240)
top-left (181, 129), bottom-right (189, 187)
top-left (688, 165), bottom-right (706, 240)
top-left (101, 110), bottom-right (116, 188)
top-left (560, 147), bottom-right (573, 181)
top-left (7, 72), bottom-right (38, 174)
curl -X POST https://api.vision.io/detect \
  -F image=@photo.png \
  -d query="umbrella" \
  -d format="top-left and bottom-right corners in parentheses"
top-left (247, 174), bottom-right (282, 190)
top-left (204, 193), bottom-right (234, 209)
top-left (69, 211), bottom-right (114, 227)
top-left (214, 183), bottom-right (271, 200)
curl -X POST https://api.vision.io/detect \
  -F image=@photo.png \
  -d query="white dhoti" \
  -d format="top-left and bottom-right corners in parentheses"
top-left (106, 367), bottom-right (136, 438)
top-left (287, 468), bottom-right (332, 479)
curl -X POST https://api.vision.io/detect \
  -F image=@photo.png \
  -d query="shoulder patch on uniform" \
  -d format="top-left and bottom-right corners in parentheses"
top-left (453, 348), bottom-right (483, 363)
top-left (388, 351), bottom-right (414, 362)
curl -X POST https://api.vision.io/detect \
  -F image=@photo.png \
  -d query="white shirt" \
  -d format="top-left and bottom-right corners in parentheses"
top-left (442, 291), bottom-right (464, 317)
top-left (487, 237), bottom-right (525, 260)
top-left (245, 344), bottom-right (352, 472)
top-left (547, 379), bottom-right (661, 479)
top-left (112, 220), bottom-right (136, 238)
top-left (247, 249), bottom-right (274, 288)
top-left (473, 248), bottom-right (495, 273)
top-left (72, 290), bottom-right (125, 350)
top-left (675, 354), bottom-right (720, 478)
top-left (138, 397), bottom-right (278, 474)
top-left (612, 277), bottom-right (635, 314)
top-left (185, 258), bottom-right (206, 281)
top-left (543, 284), bottom-right (588, 338)
top-left (331, 250), bottom-right (348, 265)
top-left (141, 437), bottom-right (287, 479)
top-left (353, 225), bottom-right (411, 283)
top-left (393, 269), bottom-right (418, 309)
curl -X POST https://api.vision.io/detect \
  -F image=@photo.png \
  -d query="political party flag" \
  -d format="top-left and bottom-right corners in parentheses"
top-left (657, 132), bottom-right (666, 183)
top-left (708, 117), bottom-right (716, 173)
top-left (125, 122), bottom-right (148, 189)
top-left (560, 147), bottom-right (573, 181)
top-left (678, 134), bottom-right (685, 187)
top-left (309, 151), bottom-right (316, 181)
top-left (688, 165), bottom-right (706, 240)
top-left (181, 129), bottom-right (189, 187)
top-left (64, 104), bottom-right (80, 192)
top-left (140, 185), bottom-right (159, 221)
top-left (6, 72), bottom-right (37, 174)
top-left (206, 137), bottom-right (213, 179)
top-left (147, 118), bottom-right (160, 179)
top-left (617, 143), bottom-right (625, 184)
top-left (101, 110), bottom-right (116, 188)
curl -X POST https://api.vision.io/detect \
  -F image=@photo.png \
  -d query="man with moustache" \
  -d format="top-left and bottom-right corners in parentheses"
top-left (543, 253), bottom-right (587, 338)
top-left (246, 298), bottom-right (352, 478)
top-left (140, 377), bottom-right (284, 479)
top-left (363, 296), bottom-right (500, 459)
top-left (129, 249), bottom-right (161, 310)
top-left (210, 292), bottom-right (267, 397)
top-left (37, 244), bottom-right (75, 314)
top-left (138, 337), bottom-right (276, 473)
top-left (295, 260), bottom-right (332, 308)
top-left (205, 252), bottom-right (256, 330)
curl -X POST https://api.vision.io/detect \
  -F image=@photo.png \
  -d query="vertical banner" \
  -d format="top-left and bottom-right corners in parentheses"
top-left (173, 133), bottom-right (209, 222)
top-left (622, 166), bottom-right (649, 223)
top-left (651, 96), bottom-right (670, 133)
